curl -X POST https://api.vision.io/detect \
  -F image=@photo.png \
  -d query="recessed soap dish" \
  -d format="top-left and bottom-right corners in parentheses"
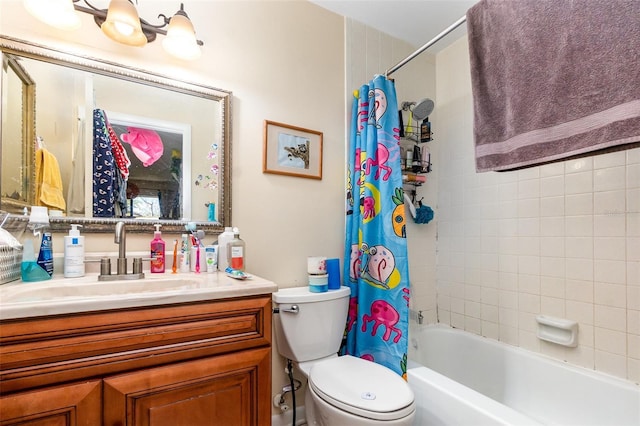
top-left (536, 315), bottom-right (578, 347)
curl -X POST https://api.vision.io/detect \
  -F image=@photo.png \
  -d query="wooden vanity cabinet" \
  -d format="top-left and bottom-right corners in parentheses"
top-left (0, 295), bottom-right (272, 426)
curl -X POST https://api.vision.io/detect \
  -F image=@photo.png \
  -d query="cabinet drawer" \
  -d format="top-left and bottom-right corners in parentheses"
top-left (0, 296), bottom-right (271, 393)
top-left (0, 380), bottom-right (101, 425)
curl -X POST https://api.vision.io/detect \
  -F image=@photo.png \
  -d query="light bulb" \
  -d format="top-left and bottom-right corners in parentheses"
top-left (101, 0), bottom-right (147, 47)
top-left (162, 8), bottom-right (201, 60)
top-left (24, 0), bottom-right (81, 30)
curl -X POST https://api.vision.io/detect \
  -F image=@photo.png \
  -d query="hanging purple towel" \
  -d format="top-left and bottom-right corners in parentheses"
top-left (467, 0), bottom-right (640, 172)
top-left (93, 109), bottom-right (116, 217)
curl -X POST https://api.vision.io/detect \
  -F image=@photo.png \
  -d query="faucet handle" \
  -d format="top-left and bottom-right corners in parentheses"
top-left (133, 258), bottom-right (154, 274)
top-left (100, 257), bottom-right (111, 276)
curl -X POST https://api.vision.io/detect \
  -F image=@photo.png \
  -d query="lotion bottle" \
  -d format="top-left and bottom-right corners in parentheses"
top-left (150, 224), bottom-right (165, 273)
top-left (64, 224), bottom-right (85, 277)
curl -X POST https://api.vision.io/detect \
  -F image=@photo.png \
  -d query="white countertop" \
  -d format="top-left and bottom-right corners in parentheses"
top-left (0, 271), bottom-right (277, 320)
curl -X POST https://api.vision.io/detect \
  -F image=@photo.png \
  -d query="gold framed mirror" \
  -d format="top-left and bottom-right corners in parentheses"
top-left (1, 52), bottom-right (36, 212)
top-left (0, 36), bottom-right (231, 233)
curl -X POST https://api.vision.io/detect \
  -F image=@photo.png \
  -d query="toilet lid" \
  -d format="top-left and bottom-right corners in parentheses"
top-left (309, 355), bottom-right (415, 421)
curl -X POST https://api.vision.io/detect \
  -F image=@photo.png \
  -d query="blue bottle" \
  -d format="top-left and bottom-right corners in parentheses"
top-left (37, 232), bottom-right (54, 277)
top-left (21, 206), bottom-right (53, 281)
top-left (21, 239), bottom-right (51, 282)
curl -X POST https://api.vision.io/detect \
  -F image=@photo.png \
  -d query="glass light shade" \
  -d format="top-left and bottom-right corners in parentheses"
top-left (162, 13), bottom-right (201, 60)
top-left (24, 0), bottom-right (81, 30)
top-left (101, 0), bottom-right (147, 47)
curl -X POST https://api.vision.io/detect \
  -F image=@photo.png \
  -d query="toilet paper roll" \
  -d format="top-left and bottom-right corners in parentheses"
top-left (308, 274), bottom-right (328, 285)
top-left (309, 273), bottom-right (328, 293)
top-left (307, 256), bottom-right (327, 275)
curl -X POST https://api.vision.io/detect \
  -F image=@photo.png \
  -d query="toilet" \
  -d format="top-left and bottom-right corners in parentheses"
top-left (272, 286), bottom-right (415, 425)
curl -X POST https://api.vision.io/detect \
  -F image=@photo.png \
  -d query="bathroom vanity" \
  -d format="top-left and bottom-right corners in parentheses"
top-left (0, 273), bottom-right (276, 425)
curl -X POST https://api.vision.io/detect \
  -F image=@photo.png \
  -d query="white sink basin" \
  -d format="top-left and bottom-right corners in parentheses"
top-left (0, 272), bottom-right (277, 320)
top-left (0, 276), bottom-right (204, 304)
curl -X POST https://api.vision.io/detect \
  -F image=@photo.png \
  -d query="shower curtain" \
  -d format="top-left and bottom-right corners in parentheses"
top-left (343, 75), bottom-right (411, 378)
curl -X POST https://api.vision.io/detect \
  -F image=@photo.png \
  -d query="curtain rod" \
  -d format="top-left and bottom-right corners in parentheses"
top-left (385, 15), bottom-right (467, 77)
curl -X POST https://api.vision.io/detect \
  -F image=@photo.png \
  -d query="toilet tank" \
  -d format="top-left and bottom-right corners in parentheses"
top-left (273, 286), bottom-right (350, 363)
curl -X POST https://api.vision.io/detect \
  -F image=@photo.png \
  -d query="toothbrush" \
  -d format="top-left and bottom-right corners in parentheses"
top-left (194, 231), bottom-right (205, 273)
top-left (195, 243), bottom-right (201, 273)
top-left (172, 239), bottom-right (178, 273)
top-left (185, 223), bottom-right (205, 273)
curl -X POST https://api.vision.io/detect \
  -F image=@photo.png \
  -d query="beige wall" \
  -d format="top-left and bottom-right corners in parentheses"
top-left (1, 0), bottom-right (345, 420)
top-left (0, 0), bottom-right (345, 286)
top-left (435, 37), bottom-right (639, 383)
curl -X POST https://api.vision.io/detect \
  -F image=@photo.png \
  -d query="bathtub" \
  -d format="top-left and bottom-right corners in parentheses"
top-left (407, 325), bottom-right (639, 426)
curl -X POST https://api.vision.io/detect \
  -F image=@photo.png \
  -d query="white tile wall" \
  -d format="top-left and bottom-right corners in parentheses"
top-left (348, 20), bottom-right (640, 384)
top-left (435, 37), bottom-right (640, 383)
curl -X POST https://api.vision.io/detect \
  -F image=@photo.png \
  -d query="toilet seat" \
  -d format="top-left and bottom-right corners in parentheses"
top-left (308, 355), bottom-right (415, 421)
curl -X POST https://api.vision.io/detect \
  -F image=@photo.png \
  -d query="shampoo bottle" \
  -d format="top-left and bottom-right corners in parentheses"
top-left (227, 227), bottom-right (246, 271)
top-left (64, 224), bottom-right (85, 278)
top-left (216, 227), bottom-right (234, 271)
top-left (420, 117), bottom-right (432, 142)
top-left (150, 224), bottom-right (165, 273)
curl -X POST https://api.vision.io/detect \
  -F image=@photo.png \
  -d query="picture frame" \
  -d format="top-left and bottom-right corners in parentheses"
top-left (263, 120), bottom-right (323, 180)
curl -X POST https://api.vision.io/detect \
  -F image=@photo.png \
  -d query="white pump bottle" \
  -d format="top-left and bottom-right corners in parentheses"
top-left (64, 224), bottom-right (85, 277)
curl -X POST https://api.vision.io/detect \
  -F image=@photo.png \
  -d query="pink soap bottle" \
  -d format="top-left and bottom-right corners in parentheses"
top-left (150, 224), bottom-right (165, 273)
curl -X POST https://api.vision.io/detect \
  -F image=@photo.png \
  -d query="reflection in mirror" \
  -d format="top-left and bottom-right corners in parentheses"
top-left (1, 53), bottom-right (35, 211)
top-left (0, 36), bottom-right (231, 233)
top-left (106, 111), bottom-right (191, 220)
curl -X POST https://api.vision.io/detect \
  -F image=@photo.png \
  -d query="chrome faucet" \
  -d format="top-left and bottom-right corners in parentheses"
top-left (115, 221), bottom-right (127, 275)
top-left (98, 221), bottom-right (145, 281)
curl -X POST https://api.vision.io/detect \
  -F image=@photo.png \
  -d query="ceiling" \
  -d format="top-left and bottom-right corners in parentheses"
top-left (310, 0), bottom-right (480, 51)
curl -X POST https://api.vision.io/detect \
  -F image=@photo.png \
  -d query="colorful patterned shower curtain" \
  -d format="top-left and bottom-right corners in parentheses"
top-left (342, 75), bottom-right (410, 378)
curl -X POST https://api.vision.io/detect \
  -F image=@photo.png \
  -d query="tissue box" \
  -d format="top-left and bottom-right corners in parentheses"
top-left (0, 244), bottom-right (22, 284)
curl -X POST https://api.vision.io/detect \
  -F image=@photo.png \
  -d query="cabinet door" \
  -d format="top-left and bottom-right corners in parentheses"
top-left (104, 347), bottom-right (270, 426)
top-left (0, 380), bottom-right (101, 426)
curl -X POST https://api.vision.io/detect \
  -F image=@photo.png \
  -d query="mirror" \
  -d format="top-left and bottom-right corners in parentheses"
top-left (0, 36), bottom-right (231, 233)
top-left (1, 53), bottom-right (35, 211)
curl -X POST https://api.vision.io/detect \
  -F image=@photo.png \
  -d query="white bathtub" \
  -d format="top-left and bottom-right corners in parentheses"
top-left (407, 325), bottom-right (639, 426)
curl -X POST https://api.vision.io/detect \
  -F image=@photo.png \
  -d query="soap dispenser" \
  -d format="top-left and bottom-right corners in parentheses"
top-left (150, 224), bottom-right (165, 273)
top-left (64, 224), bottom-right (85, 278)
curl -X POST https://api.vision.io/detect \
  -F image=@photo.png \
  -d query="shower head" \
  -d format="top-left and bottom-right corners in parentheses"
top-left (412, 98), bottom-right (434, 121)
top-left (401, 101), bottom-right (415, 111)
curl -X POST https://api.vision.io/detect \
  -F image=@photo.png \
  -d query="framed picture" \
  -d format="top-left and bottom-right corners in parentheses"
top-left (263, 120), bottom-right (323, 180)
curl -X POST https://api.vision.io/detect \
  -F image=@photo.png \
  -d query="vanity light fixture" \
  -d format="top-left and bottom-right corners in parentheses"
top-left (23, 0), bottom-right (203, 60)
